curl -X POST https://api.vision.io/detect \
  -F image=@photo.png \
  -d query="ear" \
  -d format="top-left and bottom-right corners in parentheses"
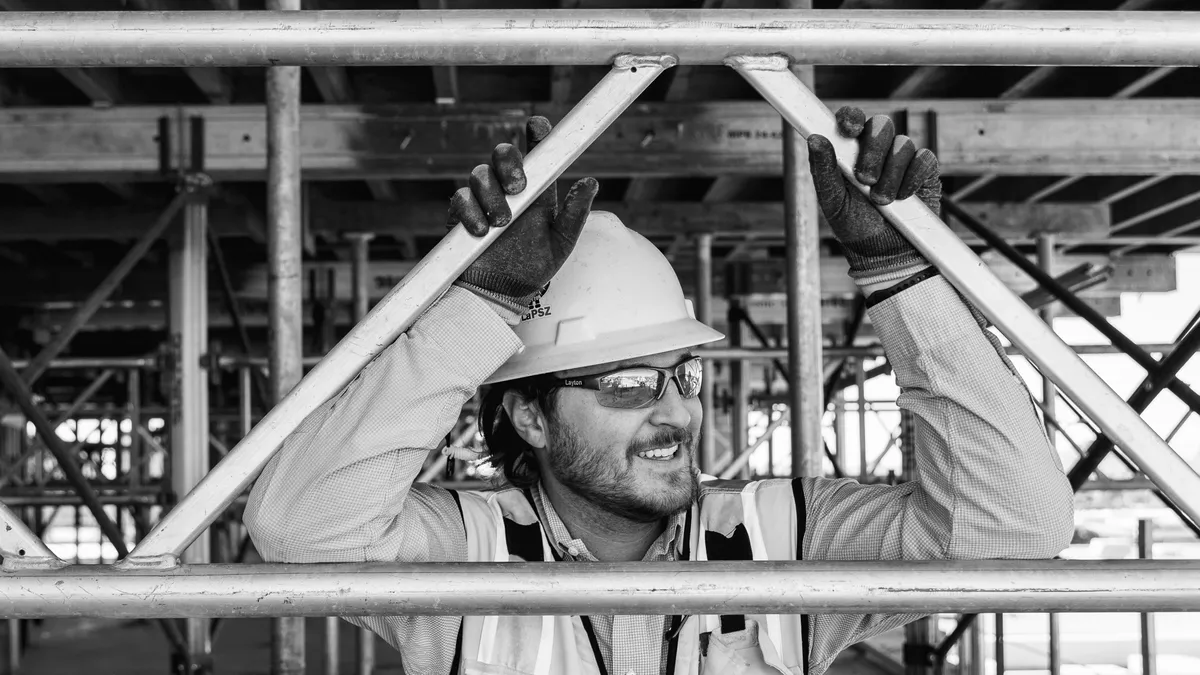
top-left (502, 390), bottom-right (549, 449)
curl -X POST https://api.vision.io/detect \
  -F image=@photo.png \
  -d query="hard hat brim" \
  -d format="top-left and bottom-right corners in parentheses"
top-left (483, 317), bottom-right (724, 385)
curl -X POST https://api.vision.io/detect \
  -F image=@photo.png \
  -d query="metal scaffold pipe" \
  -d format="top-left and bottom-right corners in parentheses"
top-left (1, 11), bottom-right (1199, 67)
top-left (2, 561), bottom-right (1200, 618)
top-left (265, 1), bottom-right (305, 670)
top-left (121, 55), bottom-right (673, 566)
top-left (729, 55), bottom-right (1200, 528)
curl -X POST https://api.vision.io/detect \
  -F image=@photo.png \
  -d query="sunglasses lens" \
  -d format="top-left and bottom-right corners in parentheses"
top-left (677, 358), bottom-right (703, 398)
top-left (595, 369), bottom-right (661, 408)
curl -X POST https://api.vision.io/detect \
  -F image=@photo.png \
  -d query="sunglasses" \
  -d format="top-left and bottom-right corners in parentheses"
top-left (545, 356), bottom-right (704, 409)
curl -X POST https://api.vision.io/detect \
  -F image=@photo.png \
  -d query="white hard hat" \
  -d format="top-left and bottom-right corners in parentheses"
top-left (484, 211), bottom-right (725, 384)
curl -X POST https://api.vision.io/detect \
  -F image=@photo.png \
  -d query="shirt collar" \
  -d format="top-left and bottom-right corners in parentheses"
top-left (530, 482), bottom-right (689, 561)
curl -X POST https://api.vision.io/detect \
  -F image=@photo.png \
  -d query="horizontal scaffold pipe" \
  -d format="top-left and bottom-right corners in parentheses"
top-left (1, 11), bottom-right (1199, 68)
top-left (2, 560), bottom-right (1199, 618)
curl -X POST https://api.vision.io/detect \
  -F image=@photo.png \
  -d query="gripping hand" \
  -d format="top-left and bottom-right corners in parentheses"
top-left (807, 107), bottom-right (941, 282)
top-left (448, 116), bottom-right (599, 313)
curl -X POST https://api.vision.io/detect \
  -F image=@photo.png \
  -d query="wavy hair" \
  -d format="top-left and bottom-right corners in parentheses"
top-left (479, 378), bottom-right (560, 489)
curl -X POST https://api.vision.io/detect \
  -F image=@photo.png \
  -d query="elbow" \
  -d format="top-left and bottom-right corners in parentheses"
top-left (1014, 477), bottom-right (1077, 559)
top-left (242, 486), bottom-right (300, 563)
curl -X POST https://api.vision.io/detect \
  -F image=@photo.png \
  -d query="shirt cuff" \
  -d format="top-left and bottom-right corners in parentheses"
top-left (854, 262), bottom-right (933, 295)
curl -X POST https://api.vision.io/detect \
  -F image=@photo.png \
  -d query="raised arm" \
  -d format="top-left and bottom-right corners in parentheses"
top-left (244, 116), bottom-right (598, 566)
top-left (786, 108), bottom-right (1074, 673)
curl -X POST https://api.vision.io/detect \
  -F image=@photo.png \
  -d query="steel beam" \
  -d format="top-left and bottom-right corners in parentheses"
top-left (3, 561), bottom-right (1200, 618)
top-left (3, 100), bottom-right (1200, 181)
top-left (2, 10), bottom-right (1199, 67)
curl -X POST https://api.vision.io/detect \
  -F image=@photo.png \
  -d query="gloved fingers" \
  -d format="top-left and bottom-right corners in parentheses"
top-left (807, 134), bottom-right (852, 222)
top-left (854, 115), bottom-right (896, 187)
top-left (526, 116), bottom-right (553, 153)
top-left (554, 177), bottom-right (600, 247)
top-left (490, 143), bottom-right (527, 195)
top-left (870, 135), bottom-right (917, 205)
top-left (469, 163), bottom-right (514, 229)
top-left (897, 148), bottom-right (941, 202)
top-left (834, 106), bottom-right (867, 139)
top-left (448, 186), bottom-right (489, 237)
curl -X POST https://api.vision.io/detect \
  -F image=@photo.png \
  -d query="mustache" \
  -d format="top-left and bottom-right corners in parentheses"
top-left (628, 428), bottom-right (694, 455)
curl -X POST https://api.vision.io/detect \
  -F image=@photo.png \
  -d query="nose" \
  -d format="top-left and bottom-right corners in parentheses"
top-left (648, 376), bottom-right (694, 429)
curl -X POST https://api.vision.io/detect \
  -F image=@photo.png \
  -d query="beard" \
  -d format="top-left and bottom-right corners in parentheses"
top-left (543, 419), bottom-right (701, 523)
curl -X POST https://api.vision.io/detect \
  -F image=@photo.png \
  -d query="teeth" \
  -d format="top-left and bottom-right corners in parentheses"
top-left (637, 444), bottom-right (678, 460)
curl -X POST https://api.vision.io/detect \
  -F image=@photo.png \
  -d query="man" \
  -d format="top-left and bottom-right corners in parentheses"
top-left (245, 108), bottom-right (1075, 675)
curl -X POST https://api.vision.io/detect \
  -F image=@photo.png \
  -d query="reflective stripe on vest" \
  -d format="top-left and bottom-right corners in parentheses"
top-left (452, 478), bottom-right (810, 674)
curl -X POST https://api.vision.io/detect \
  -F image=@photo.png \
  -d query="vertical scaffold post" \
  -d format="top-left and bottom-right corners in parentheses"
top-left (169, 129), bottom-right (212, 672)
top-left (267, 1), bottom-right (305, 671)
top-left (728, 289), bottom-right (749, 476)
top-left (1038, 234), bottom-right (1062, 675)
top-left (1140, 519), bottom-right (1158, 675)
top-left (695, 232), bottom-right (716, 472)
top-left (346, 231), bottom-right (376, 675)
top-left (780, 0), bottom-right (823, 479)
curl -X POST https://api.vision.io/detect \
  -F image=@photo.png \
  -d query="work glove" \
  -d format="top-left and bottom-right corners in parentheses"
top-left (448, 116), bottom-right (599, 315)
top-left (807, 106), bottom-right (942, 283)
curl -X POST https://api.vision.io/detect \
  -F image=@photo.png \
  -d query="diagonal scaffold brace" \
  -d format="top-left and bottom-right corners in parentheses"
top-left (726, 54), bottom-right (1200, 527)
top-left (117, 53), bottom-right (676, 568)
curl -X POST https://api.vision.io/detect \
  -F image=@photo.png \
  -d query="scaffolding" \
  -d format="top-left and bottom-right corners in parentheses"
top-left (1, 8), bottom-right (1200, 675)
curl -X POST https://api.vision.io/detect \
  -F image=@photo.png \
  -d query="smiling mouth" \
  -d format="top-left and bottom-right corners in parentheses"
top-left (635, 444), bottom-right (679, 461)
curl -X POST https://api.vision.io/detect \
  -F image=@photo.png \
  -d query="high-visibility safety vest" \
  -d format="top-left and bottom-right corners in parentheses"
top-left (451, 478), bottom-right (811, 675)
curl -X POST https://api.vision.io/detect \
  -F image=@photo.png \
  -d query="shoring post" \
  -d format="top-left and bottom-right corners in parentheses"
top-left (695, 232), bottom-right (716, 472)
top-left (169, 137), bottom-right (214, 673)
top-left (345, 231), bottom-right (377, 675)
top-left (1140, 519), bottom-right (1158, 675)
top-left (324, 617), bottom-right (340, 675)
top-left (995, 614), bottom-right (1005, 674)
top-left (855, 358), bottom-right (867, 477)
top-left (964, 619), bottom-right (985, 675)
top-left (6, 617), bottom-right (18, 674)
top-left (240, 367), bottom-right (253, 438)
top-left (267, 0), bottom-right (306, 671)
top-left (781, 0), bottom-right (824, 479)
top-left (727, 291), bottom-right (749, 477)
top-left (1037, 234), bottom-right (1062, 675)
top-left (833, 389), bottom-right (846, 472)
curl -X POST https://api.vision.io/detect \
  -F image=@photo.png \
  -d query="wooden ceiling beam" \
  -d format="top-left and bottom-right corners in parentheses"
top-left (0, 201), bottom-right (1109, 243)
top-left (3, 100), bottom-right (1198, 181)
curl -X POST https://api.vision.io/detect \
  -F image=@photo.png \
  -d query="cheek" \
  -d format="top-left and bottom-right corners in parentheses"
top-left (554, 392), bottom-right (641, 454)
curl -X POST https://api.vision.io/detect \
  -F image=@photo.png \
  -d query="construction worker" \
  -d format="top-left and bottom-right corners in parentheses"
top-left (245, 108), bottom-right (1075, 675)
